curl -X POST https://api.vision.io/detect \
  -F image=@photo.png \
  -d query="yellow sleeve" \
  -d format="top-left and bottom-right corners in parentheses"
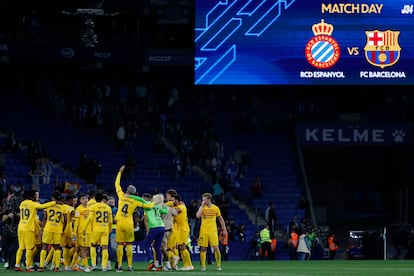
top-left (85, 207), bottom-right (93, 229)
top-left (141, 201), bottom-right (154, 209)
top-left (73, 212), bottom-right (80, 233)
top-left (115, 171), bottom-right (123, 194)
top-left (108, 206), bottom-right (113, 232)
top-left (38, 201), bottom-right (56, 209)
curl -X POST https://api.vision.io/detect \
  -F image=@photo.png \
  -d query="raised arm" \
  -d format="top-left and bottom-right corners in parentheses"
top-left (115, 165), bottom-right (125, 195)
top-left (160, 205), bottom-right (168, 215)
top-left (196, 201), bottom-right (205, 219)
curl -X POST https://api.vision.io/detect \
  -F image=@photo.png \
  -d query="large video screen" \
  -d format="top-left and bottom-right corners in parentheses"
top-left (194, 0), bottom-right (414, 85)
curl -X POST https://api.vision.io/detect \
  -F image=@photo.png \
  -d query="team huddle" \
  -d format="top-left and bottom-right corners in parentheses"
top-left (14, 165), bottom-right (227, 272)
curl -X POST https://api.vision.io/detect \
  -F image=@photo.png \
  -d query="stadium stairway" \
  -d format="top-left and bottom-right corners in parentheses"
top-left (208, 98), bottom-right (306, 233)
top-left (0, 93), bottom-right (90, 198)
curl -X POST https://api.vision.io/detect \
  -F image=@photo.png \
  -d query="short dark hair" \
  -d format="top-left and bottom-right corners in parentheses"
top-left (79, 193), bottom-right (89, 200)
top-left (174, 194), bottom-right (182, 202)
top-left (26, 190), bottom-right (36, 200)
top-left (142, 193), bottom-right (152, 201)
top-left (52, 191), bottom-right (62, 201)
top-left (88, 190), bottom-right (96, 198)
top-left (95, 192), bottom-right (104, 202)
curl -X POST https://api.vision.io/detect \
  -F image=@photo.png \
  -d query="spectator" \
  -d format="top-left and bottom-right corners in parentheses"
top-left (265, 202), bottom-right (277, 238)
top-left (224, 157), bottom-right (238, 186)
top-left (0, 150), bottom-right (6, 172)
top-left (126, 119), bottom-right (138, 148)
top-left (239, 148), bottom-right (250, 176)
top-left (0, 172), bottom-right (8, 203)
top-left (250, 231), bottom-right (261, 260)
top-left (232, 176), bottom-right (241, 200)
top-left (39, 157), bottom-right (53, 185)
top-left (6, 131), bottom-right (20, 153)
top-left (288, 215), bottom-right (300, 236)
top-left (300, 217), bottom-right (311, 233)
top-left (187, 199), bottom-right (198, 239)
top-left (251, 176), bottom-right (262, 198)
top-left (297, 229), bottom-right (310, 260)
top-left (27, 142), bottom-right (40, 170)
top-left (29, 167), bottom-right (43, 191)
top-left (298, 193), bottom-right (310, 219)
top-left (307, 227), bottom-right (318, 259)
top-left (216, 193), bottom-right (229, 221)
top-left (173, 154), bottom-right (183, 178)
top-left (327, 233), bottom-right (339, 260)
top-left (85, 158), bottom-right (102, 188)
top-left (1, 189), bottom-right (22, 269)
top-left (288, 226), bottom-right (298, 260)
top-left (119, 81), bottom-right (129, 112)
top-left (227, 219), bottom-right (237, 242)
top-left (210, 156), bottom-right (220, 183)
top-left (237, 223), bottom-right (246, 242)
top-left (232, 148), bottom-right (242, 174)
top-left (219, 225), bottom-right (229, 261)
top-left (77, 102), bottom-right (88, 133)
top-left (212, 181), bottom-right (223, 203)
top-left (115, 123), bottom-right (126, 152)
top-left (77, 152), bottom-right (88, 180)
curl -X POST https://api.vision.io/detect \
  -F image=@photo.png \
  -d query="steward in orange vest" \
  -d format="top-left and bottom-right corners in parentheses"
top-left (288, 228), bottom-right (299, 260)
top-left (327, 233), bottom-right (339, 260)
top-left (219, 227), bottom-right (229, 261)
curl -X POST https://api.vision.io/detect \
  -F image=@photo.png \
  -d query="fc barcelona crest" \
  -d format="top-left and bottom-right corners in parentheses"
top-left (364, 30), bottom-right (401, 69)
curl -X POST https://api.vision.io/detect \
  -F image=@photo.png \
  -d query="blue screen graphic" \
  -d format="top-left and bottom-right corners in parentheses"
top-left (195, 0), bottom-right (414, 85)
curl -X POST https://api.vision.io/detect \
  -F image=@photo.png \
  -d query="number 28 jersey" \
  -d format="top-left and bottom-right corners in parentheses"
top-left (87, 202), bottom-right (113, 233)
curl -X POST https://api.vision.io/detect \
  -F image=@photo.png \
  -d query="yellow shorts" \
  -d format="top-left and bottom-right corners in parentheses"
top-left (77, 232), bottom-right (91, 248)
top-left (90, 231), bottom-right (109, 246)
top-left (115, 223), bottom-right (135, 243)
top-left (198, 232), bottom-right (218, 248)
top-left (18, 230), bottom-right (36, 250)
top-left (42, 231), bottom-right (62, 245)
top-left (175, 230), bottom-right (190, 246)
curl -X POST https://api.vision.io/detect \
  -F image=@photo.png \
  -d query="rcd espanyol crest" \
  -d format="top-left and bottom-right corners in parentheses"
top-left (305, 19), bottom-right (340, 69)
top-left (364, 30), bottom-right (401, 69)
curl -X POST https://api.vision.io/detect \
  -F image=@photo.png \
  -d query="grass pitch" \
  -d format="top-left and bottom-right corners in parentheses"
top-left (2, 260), bottom-right (414, 276)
